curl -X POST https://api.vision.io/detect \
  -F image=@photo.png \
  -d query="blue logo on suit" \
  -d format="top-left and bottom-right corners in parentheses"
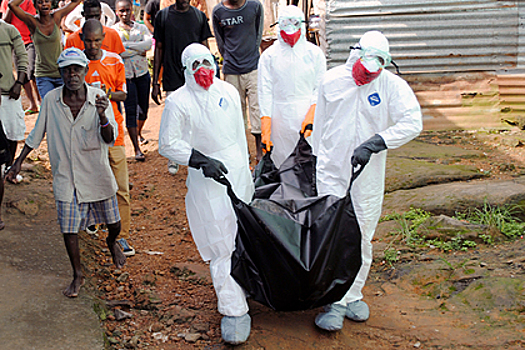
top-left (368, 92), bottom-right (381, 106)
top-left (219, 97), bottom-right (229, 109)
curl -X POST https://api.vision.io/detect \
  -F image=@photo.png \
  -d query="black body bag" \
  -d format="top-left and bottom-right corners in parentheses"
top-left (217, 134), bottom-right (363, 311)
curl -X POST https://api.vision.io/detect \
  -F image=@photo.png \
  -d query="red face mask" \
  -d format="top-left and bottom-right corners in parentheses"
top-left (352, 59), bottom-right (381, 86)
top-left (280, 30), bottom-right (301, 47)
top-left (194, 68), bottom-right (214, 90)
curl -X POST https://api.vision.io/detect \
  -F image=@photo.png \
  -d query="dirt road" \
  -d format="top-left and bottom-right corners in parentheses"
top-left (7, 96), bottom-right (525, 349)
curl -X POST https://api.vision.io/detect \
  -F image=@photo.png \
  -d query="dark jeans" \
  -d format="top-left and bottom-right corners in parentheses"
top-left (214, 56), bottom-right (220, 78)
top-left (124, 73), bottom-right (151, 128)
top-left (35, 76), bottom-right (63, 99)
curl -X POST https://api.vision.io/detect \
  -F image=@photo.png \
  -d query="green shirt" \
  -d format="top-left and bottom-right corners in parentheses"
top-left (32, 23), bottom-right (62, 78)
top-left (0, 20), bottom-right (28, 94)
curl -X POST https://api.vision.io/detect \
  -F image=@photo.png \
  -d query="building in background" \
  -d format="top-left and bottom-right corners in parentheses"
top-left (314, 0), bottom-right (525, 130)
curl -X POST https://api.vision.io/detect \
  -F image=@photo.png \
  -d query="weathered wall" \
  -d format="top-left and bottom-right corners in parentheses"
top-left (401, 72), bottom-right (525, 131)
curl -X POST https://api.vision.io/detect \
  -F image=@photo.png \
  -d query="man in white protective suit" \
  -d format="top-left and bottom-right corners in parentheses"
top-left (258, 5), bottom-right (326, 167)
top-left (158, 43), bottom-right (255, 345)
top-left (311, 30), bottom-right (423, 331)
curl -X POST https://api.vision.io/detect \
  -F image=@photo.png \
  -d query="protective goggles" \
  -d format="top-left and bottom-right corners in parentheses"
top-left (278, 17), bottom-right (303, 32)
top-left (358, 46), bottom-right (391, 70)
top-left (187, 56), bottom-right (214, 74)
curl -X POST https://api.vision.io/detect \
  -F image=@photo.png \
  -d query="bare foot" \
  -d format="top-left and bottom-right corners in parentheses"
top-left (106, 237), bottom-right (126, 269)
top-left (63, 276), bottom-right (85, 298)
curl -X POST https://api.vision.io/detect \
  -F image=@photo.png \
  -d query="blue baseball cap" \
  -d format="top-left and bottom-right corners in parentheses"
top-left (57, 48), bottom-right (90, 68)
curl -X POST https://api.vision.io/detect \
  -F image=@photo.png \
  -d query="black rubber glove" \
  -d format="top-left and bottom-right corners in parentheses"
top-left (351, 134), bottom-right (387, 167)
top-left (188, 149), bottom-right (228, 181)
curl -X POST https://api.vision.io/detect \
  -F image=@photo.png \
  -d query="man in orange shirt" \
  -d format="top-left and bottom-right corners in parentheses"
top-left (66, 0), bottom-right (124, 55)
top-left (68, 0), bottom-right (125, 240)
top-left (82, 19), bottom-right (135, 256)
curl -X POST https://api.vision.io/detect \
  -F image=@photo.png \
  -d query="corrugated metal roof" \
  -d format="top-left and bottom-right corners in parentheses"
top-left (326, 0), bottom-right (520, 72)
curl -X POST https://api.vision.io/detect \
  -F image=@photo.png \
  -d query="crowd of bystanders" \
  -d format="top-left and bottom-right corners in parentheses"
top-left (0, 0), bottom-right (269, 335)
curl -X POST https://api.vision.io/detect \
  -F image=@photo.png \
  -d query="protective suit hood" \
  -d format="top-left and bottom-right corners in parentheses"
top-left (345, 30), bottom-right (390, 74)
top-left (360, 30), bottom-right (389, 55)
top-left (277, 5), bottom-right (307, 48)
top-left (182, 43), bottom-right (217, 92)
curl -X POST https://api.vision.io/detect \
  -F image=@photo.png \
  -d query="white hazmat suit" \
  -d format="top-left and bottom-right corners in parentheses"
top-left (158, 44), bottom-right (254, 319)
top-left (311, 31), bottom-right (422, 329)
top-left (258, 5), bottom-right (326, 167)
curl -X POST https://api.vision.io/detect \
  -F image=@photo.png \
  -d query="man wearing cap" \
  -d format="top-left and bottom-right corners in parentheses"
top-left (311, 31), bottom-right (422, 331)
top-left (6, 47), bottom-right (126, 298)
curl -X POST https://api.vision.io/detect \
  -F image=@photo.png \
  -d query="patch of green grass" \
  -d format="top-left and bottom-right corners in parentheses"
top-left (380, 208), bottom-right (431, 247)
top-left (381, 208), bottom-right (480, 264)
top-left (93, 301), bottom-right (108, 321)
top-left (438, 257), bottom-right (475, 275)
top-left (379, 201), bottom-right (524, 266)
top-left (384, 248), bottom-right (399, 267)
top-left (479, 234), bottom-right (494, 245)
top-left (454, 201), bottom-right (525, 240)
top-left (427, 236), bottom-right (477, 252)
top-left (383, 201), bottom-right (524, 258)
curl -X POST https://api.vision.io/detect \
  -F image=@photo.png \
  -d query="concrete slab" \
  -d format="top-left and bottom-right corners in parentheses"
top-left (382, 176), bottom-right (525, 218)
top-left (385, 157), bottom-right (485, 192)
top-left (0, 182), bottom-right (104, 350)
top-left (388, 140), bottom-right (485, 160)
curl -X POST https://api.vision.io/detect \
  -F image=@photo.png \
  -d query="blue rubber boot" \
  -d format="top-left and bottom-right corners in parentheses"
top-left (314, 303), bottom-right (347, 331)
top-left (345, 300), bottom-right (370, 321)
top-left (221, 314), bottom-right (251, 345)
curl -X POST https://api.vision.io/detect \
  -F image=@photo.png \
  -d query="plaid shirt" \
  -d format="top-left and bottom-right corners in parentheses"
top-left (113, 21), bottom-right (152, 79)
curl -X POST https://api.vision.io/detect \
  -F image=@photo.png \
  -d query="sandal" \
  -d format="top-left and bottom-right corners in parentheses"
top-left (139, 137), bottom-right (149, 145)
top-left (25, 109), bottom-right (38, 115)
top-left (135, 153), bottom-right (146, 162)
